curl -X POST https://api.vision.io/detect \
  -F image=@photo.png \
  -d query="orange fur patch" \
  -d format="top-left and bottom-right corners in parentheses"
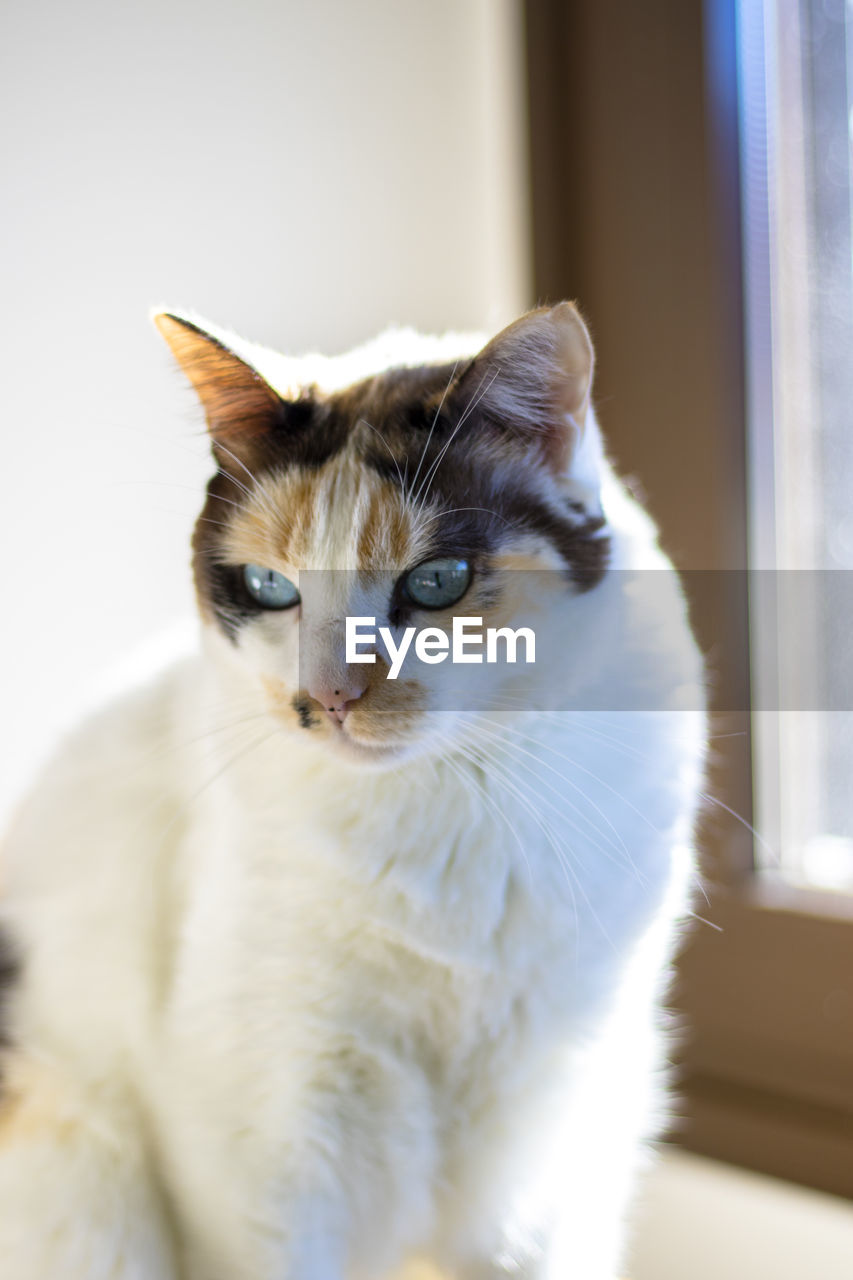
top-left (223, 450), bottom-right (417, 574)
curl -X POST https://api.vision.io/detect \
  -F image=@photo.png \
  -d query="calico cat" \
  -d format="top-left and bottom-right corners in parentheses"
top-left (0, 303), bottom-right (705, 1280)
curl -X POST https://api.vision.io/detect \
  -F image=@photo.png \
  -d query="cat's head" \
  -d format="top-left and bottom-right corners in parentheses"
top-left (155, 304), bottom-right (610, 765)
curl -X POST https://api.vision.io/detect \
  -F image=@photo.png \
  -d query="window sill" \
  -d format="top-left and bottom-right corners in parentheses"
top-left (630, 1149), bottom-right (853, 1280)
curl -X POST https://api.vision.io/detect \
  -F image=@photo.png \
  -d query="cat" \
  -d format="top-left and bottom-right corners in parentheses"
top-left (0, 302), bottom-right (706, 1280)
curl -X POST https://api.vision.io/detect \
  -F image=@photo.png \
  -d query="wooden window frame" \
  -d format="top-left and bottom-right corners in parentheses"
top-left (524, 0), bottom-right (853, 1199)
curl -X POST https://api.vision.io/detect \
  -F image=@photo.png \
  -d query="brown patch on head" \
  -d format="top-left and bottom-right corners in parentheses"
top-left (168, 304), bottom-right (611, 647)
top-left (220, 469), bottom-right (320, 569)
top-left (329, 360), bottom-right (468, 437)
top-left (217, 452), bottom-right (418, 576)
top-left (347, 303), bottom-right (595, 483)
top-left (355, 481), bottom-right (412, 567)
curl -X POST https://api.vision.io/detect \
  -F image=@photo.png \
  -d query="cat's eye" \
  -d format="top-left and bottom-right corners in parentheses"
top-left (243, 564), bottom-right (300, 610)
top-left (402, 558), bottom-right (472, 610)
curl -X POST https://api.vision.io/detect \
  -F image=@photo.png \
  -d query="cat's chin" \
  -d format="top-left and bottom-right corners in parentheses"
top-left (324, 729), bottom-right (412, 769)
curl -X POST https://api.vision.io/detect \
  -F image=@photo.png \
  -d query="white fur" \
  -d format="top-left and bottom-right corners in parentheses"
top-left (0, 391), bottom-right (705, 1279)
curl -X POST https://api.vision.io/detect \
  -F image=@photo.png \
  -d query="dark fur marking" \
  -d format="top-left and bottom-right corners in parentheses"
top-left (0, 928), bottom-right (21, 1089)
top-left (507, 501), bottom-right (609, 590)
top-left (191, 504), bottom-right (262, 642)
top-left (292, 695), bottom-right (319, 729)
top-left (211, 396), bottom-right (348, 477)
top-left (342, 371), bottom-right (610, 587)
top-left (363, 440), bottom-right (610, 591)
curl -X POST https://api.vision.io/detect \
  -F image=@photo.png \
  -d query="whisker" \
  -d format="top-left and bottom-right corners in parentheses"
top-left (686, 911), bottom-right (724, 933)
top-left (444, 745), bottom-right (537, 896)
top-left (195, 516), bottom-right (238, 530)
top-left (414, 505), bottom-right (514, 534)
top-left (463, 713), bottom-right (664, 838)
top-left (466, 719), bottom-right (646, 882)
top-left (699, 791), bottom-right (775, 863)
top-left (408, 360), bottom-right (460, 500)
top-left (455, 738), bottom-right (611, 959)
top-left (356, 418), bottom-right (407, 496)
top-left (211, 440), bottom-right (265, 492)
top-left (410, 367), bottom-right (499, 516)
top-left (210, 440), bottom-right (282, 527)
top-left (112, 480), bottom-right (244, 512)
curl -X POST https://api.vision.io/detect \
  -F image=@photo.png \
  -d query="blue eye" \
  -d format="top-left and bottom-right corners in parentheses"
top-left (243, 564), bottom-right (300, 610)
top-left (402, 558), bottom-right (472, 609)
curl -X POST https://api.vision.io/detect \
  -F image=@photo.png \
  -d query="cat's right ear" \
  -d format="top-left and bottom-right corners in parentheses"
top-left (153, 311), bottom-right (284, 450)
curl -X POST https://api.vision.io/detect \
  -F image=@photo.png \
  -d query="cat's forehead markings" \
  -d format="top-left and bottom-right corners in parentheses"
top-left (220, 469), bottom-right (314, 568)
top-left (317, 364), bottom-right (464, 464)
top-left (354, 477), bottom-right (420, 567)
top-left (222, 450), bottom-right (416, 571)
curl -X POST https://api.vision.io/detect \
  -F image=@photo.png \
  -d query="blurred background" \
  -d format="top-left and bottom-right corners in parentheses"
top-left (3, 0), bottom-right (853, 1275)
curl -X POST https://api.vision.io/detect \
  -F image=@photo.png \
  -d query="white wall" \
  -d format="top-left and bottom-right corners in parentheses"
top-left (0, 0), bottom-right (530, 815)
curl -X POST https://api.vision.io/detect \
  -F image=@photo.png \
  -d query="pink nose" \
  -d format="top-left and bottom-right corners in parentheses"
top-left (307, 679), bottom-right (365, 725)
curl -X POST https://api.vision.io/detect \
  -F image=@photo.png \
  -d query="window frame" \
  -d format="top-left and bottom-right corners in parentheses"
top-left (524, 0), bottom-right (853, 1198)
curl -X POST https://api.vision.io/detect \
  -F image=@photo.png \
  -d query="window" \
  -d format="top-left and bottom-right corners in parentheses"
top-left (525, 0), bottom-right (853, 1199)
top-left (744, 0), bottom-right (853, 895)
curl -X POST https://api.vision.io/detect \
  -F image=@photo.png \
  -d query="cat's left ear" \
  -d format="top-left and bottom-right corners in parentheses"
top-left (153, 310), bottom-right (284, 449)
top-left (462, 302), bottom-right (595, 476)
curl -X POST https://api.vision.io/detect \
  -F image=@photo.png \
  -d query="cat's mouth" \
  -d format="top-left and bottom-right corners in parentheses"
top-left (280, 682), bottom-right (430, 765)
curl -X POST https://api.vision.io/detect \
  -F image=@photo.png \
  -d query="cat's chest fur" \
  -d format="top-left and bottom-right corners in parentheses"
top-left (162, 700), bottom-right (678, 1110)
top-left (169, 746), bottom-right (563, 1062)
top-left (146, 693), bottom-right (690, 1278)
